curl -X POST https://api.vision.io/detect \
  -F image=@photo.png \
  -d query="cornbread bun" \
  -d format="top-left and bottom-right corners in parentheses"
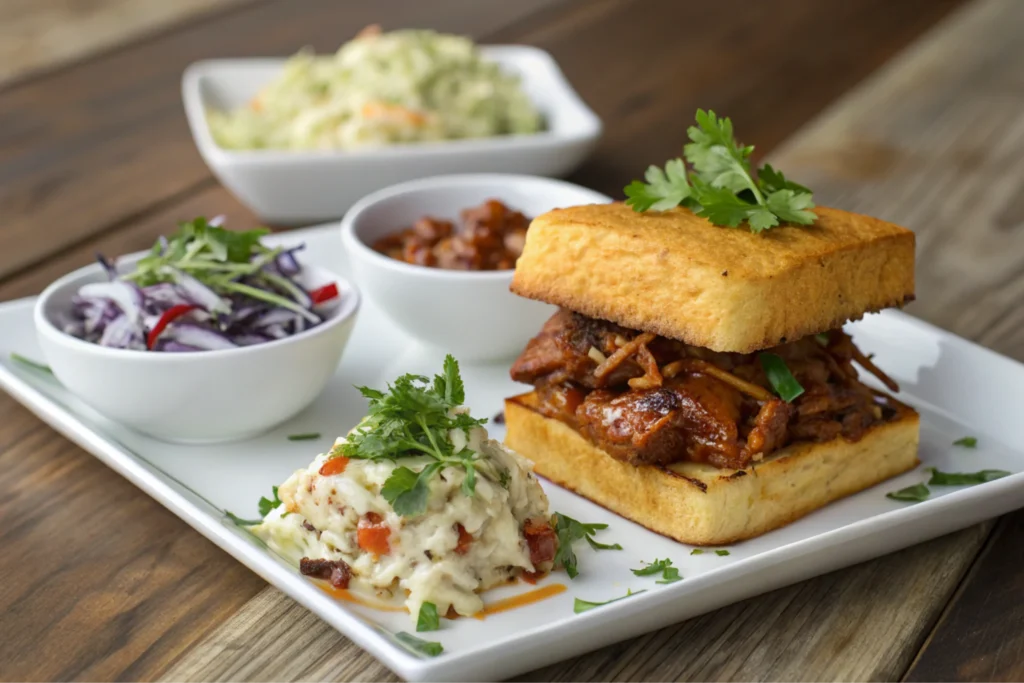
top-left (504, 392), bottom-right (920, 545)
top-left (511, 203), bottom-right (915, 353)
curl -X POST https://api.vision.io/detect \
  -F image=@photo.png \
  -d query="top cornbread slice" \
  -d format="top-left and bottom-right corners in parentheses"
top-left (511, 203), bottom-right (915, 353)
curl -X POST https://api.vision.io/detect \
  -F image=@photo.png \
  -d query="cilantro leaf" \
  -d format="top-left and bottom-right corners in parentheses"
top-left (886, 483), bottom-right (931, 502)
top-left (225, 511), bottom-right (263, 526)
top-left (657, 567), bottom-right (682, 584)
top-left (552, 513), bottom-right (620, 579)
top-left (953, 436), bottom-right (978, 448)
top-left (394, 632), bottom-right (443, 657)
top-left (258, 486), bottom-right (283, 517)
top-left (631, 558), bottom-right (673, 577)
top-left (382, 463), bottom-right (440, 517)
top-left (416, 602), bottom-right (440, 632)
top-left (690, 549), bottom-right (704, 555)
top-left (925, 468), bottom-right (1010, 486)
top-left (715, 549), bottom-right (730, 557)
top-left (574, 589), bottom-right (646, 614)
top-left (624, 159), bottom-right (691, 212)
top-left (623, 109), bottom-right (816, 232)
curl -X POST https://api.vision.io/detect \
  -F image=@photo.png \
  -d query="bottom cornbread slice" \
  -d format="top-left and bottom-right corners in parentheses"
top-left (504, 392), bottom-right (920, 546)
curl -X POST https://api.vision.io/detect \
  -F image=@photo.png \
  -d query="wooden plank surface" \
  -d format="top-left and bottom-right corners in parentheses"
top-left (0, 0), bottom-right (251, 86)
top-left (6, 0), bottom-right (1024, 680)
top-left (904, 509), bottom-right (1024, 682)
top-left (155, 0), bottom-right (1024, 679)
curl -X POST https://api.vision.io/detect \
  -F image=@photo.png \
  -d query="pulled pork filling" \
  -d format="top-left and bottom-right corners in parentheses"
top-left (510, 310), bottom-right (910, 470)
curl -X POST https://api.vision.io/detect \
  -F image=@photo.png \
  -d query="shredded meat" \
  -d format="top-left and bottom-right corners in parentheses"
top-left (299, 557), bottom-right (351, 589)
top-left (511, 309), bottom-right (909, 470)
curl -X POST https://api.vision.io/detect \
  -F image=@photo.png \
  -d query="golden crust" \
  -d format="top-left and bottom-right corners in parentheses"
top-left (504, 392), bottom-right (920, 546)
top-left (511, 203), bottom-right (915, 353)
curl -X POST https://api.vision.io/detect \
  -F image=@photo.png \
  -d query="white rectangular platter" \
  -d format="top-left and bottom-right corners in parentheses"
top-left (2, 224), bottom-right (1023, 682)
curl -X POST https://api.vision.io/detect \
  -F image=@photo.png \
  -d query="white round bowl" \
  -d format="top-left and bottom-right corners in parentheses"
top-left (34, 259), bottom-right (360, 443)
top-left (340, 173), bottom-right (611, 362)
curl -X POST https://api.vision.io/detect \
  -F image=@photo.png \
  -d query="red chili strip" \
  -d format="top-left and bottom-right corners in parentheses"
top-left (146, 304), bottom-right (197, 349)
top-left (309, 282), bottom-right (339, 305)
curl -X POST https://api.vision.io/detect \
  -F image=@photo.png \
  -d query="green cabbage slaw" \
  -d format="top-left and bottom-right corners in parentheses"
top-left (207, 29), bottom-right (543, 151)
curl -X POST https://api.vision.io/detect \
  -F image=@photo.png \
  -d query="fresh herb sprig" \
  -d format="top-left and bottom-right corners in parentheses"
top-left (953, 436), bottom-right (978, 448)
top-left (632, 558), bottom-right (682, 584)
top-left (394, 631), bottom-right (443, 657)
top-left (574, 589), bottom-right (646, 614)
top-left (337, 355), bottom-right (487, 517)
top-left (926, 468), bottom-right (1010, 486)
top-left (226, 485), bottom-right (285, 526)
top-left (416, 602), bottom-right (440, 632)
top-left (552, 512), bottom-right (622, 579)
top-left (624, 109), bottom-right (816, 232)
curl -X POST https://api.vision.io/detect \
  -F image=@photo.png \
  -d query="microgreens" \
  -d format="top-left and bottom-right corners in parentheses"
top-left (123, 217), bottom-right (309, 316)
top-left (336, 355), bottom-right (487, 517)
top-left (552, 513), bottom-right (622, 579)
top-left (624, 109), bottom-right (816, 232)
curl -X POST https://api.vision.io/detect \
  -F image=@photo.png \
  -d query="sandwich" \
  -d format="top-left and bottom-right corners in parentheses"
top-left (502, 110), bottom-right (919, 545)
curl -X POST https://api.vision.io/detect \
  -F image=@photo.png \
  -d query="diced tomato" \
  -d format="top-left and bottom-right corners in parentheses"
top-left (357, 512), bottom-right (391, 556)
top-left (523, 518), bottom-right (557, 566)
top-left (318, 456), bottom-right (349, 476)
top-left (309, 282), bottom-right (339, 305)
top-left (455, 523), bottom-right (473, 555)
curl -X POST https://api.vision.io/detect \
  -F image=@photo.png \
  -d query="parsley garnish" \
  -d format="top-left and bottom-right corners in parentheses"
top-left (338, 355), bottom-right (487, 517)
top-left (690, 549), bottom-right (704, 555)
top-left (886, 483), bottom-right (931, 502)
top-left (759, 353), bottom-right (805, 402)
top-left (226, 485), bottom-right (284, 526)
top-left (552, 513), bottom-right (622, 579)
top-left (715, 549), bottom-right (730, 557)
top-left (9, 352), bottom-right (53, 374)
top-left (926, 468), bottom-right (1010, 486)
top-left (416, 602), bottom-right (440, 632)
top-left (574, 589), bottom-right (646, 614)
top-left (953, 436), bottom-right (978, 448)
top-left (632, 558), bottom-right (682, 584)
top-left (394, 631), bottom-right (443, 657)
top-left (287, 432), bottom-right (321, 441)
top-left (624, 109), bottom-right (816, 232)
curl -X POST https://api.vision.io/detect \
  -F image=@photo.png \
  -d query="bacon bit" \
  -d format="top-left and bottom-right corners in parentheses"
top-left (300, 557), bottom-right (351, 589)
top-left (446, 605), bottom-right (459, 619)
top-left (627, 342), bottom-right (663, 390)
top-left (358, 512), bottom-right (391, 556)
top-left (455, 524), bottom-right (473, 555)
top-left (662, 358), bottom-right (775, 402)
top-left (523, 518), bottom-right (557, 566)
top-left (318, 456), bottom-right (349, 476)
top-left (593, 332), bottom-right (657, 386)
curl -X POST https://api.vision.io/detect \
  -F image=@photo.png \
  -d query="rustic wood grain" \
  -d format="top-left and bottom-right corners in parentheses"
top-left (0, 0), bottom-right (251, 87)
top-left (0, 0), bottom-right (563, 283)
top-left (159, 2), bottom-right (1024, 681)
top-left (903, 510), bottom-right (1024, 682)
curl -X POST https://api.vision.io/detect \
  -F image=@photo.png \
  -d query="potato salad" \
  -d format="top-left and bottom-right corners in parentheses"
top-left (253, 356), bottom-right (556, 622)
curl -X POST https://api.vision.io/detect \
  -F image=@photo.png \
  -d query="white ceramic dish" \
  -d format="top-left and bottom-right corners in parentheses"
top-left (34, 258), bottom-right (360, 443)
top-left (182, 47), bottom-right (603, 224)
top-left (340, 173), bottom-right (610, 362)
top-left (2, 225), bottom-right (1023, 682)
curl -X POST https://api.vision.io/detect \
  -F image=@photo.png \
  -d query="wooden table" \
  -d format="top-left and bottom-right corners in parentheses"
top-left (2, 0), bottom-right (1022, 680)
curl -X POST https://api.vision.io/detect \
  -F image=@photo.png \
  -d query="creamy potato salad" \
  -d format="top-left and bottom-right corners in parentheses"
top-left (253, 357), bottom-right (556, 622)
top-left (208, 27), bottom-right (543, 150)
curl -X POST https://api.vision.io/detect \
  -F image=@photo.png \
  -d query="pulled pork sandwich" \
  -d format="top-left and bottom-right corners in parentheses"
top-left (503, 202), bottom-right (919, 545)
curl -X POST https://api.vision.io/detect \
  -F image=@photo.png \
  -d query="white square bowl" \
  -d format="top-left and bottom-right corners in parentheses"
top-left (181, 46), bottom-right (603, 224)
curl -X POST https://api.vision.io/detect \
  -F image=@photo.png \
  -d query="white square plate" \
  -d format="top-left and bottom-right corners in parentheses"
top-left (182, 47), bottom-right (603, 223)
top-left (2, 225), bottom-right (1023, 682)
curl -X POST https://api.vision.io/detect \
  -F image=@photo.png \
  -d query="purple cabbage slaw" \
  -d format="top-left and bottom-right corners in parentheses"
top-left (61, 216), bottom-right (337, 352)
